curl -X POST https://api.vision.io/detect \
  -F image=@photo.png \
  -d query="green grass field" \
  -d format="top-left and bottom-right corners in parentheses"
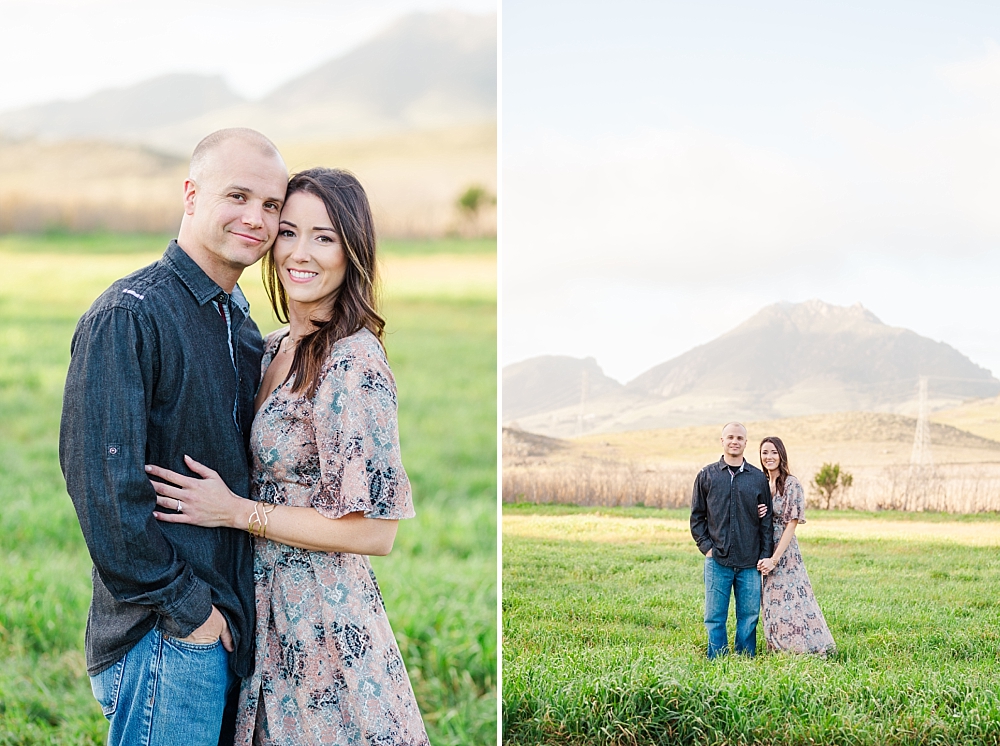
top-left (503, 503), bottom-right (1000, 746)
top-left (0, 234), bottom-right (497, 745)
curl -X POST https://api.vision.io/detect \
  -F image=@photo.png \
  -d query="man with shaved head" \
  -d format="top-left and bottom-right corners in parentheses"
top-left (60, 128), bottom-right (288, 744)
top-left (690, 422), bottom-right (774, 658)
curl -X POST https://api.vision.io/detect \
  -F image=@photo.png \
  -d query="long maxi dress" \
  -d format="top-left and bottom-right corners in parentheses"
top-left (761, 475), bottom-right (836, 655)
top-left (234, 327), bottom-right (430, 745)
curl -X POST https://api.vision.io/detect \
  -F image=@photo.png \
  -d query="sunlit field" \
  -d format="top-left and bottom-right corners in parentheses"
top-left (0, 234), bottom-right (497, 745)
top-left (503, 503), bottom-right (1000, 746)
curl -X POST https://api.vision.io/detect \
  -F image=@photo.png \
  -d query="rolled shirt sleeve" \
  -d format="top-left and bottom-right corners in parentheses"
top-left (60, 307), bottom-right (212, 637)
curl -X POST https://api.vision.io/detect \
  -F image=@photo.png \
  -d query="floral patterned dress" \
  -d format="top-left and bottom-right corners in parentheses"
top-left (234, 328), bottom-right (429, 745)
top-left (762, 475), bottom-right (836, 655)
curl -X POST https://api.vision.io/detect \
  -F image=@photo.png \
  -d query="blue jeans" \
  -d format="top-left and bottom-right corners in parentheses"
top-left (89, 627), bottom-right (237, 746)
top-left (703, 555), bottom-right (761, 658)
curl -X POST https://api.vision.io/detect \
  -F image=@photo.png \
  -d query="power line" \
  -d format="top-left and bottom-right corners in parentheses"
top-left (910, 376), bottom-right (933, 468)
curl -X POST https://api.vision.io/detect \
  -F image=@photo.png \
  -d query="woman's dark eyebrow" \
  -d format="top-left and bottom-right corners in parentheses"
top-left (278, 219), bottom-right (336, 234)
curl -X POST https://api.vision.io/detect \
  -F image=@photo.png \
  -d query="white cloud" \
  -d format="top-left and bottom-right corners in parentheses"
top-left (503, 129), bottom-right (833, 281)
top-left (505, 97), bottom-right (1000, 290)
top-left (937, 39), bottom-right (1000, 103)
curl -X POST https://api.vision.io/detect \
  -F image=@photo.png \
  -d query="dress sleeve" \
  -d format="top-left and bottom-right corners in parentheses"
top-left (310, 335), bottom-right (414, 520)
top-left (785, 476), bottom-right (806, 524)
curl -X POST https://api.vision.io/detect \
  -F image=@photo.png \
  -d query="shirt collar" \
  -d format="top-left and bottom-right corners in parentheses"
top-left (230, 284), bottom-right (250, 315)
top-left (718, 456), bottom-right (745, 472)
top-left (163, 240), bottom-right (231, 307)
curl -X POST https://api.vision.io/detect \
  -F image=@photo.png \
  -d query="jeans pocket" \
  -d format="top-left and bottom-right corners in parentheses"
top-left (90, 654), bottom-right (127, 718)
top-left (162, 635), bottom-right (223, 652)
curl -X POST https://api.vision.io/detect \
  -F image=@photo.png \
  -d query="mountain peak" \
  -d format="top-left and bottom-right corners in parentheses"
top-left (506, 300), bottom-right (999, 435)
top-left (732, 300), bottom-right (883, 338)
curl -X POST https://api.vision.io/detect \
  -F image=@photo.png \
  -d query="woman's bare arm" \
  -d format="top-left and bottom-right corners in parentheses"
top-left (146, 456), bottom-right (398, 555)
top-left (772, 519), bottom-right (798, 563)
top-left (759, 519), bottom-right (798, 574)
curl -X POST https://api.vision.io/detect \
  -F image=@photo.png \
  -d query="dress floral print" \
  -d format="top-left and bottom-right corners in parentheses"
top-left (235, 328), bottom-right (429, 745)
top-left (761, 475), bottom-right (836, 656)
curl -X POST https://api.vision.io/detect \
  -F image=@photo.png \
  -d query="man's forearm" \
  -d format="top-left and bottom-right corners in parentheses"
top-left (61, 307), bottom-right (214, 637)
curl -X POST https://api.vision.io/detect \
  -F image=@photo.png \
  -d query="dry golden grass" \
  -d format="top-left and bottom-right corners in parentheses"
top-left (931, 396), bottom-right (1000, 442)
top-left (0, 139), bottom-right (184, 232)
top-left (0, 124), bottom-right (496, 237)
top-left (504, 410), bottom-right (1000, 513)
top-left (572, 411), bottom-right (1000, 467)
top-left (503, 512), bottom-right (1000, 547)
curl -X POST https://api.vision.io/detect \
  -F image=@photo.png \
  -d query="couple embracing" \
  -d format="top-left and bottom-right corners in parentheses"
top-left (690, 422), bottom-right (836, 659)
top-left (59, 129), bottom-right (429, 745)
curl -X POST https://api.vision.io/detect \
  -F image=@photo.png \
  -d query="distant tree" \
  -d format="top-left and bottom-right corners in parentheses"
top-left (457, 184), bottom-right (496, 217)
top-left (813, 462), bottom-right (853, 510)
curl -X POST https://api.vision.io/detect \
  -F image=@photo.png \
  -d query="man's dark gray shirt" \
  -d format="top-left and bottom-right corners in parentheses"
top-left (690, 457), bottom-right (774, 568)
top-left (59, 241), bottom-right (263, 677)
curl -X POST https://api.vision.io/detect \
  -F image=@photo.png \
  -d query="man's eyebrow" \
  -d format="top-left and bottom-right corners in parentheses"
top-left (227, 185), bottom-right (284, 203)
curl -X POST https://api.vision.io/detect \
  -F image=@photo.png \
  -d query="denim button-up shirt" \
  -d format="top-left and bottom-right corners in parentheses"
top-left (690, 457), bottom-right (775, 568)
top-left (59, 241), bottom-right (263, 677)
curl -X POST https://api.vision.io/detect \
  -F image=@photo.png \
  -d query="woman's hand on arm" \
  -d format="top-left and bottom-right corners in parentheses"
top-left (149, 456), bottom-right (398, 555)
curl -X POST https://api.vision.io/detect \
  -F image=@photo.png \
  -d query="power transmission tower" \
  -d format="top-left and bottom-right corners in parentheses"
top-left (909, 376), bottom-right (933, 467)
top-left (576, 369), bottom-right (588, 436)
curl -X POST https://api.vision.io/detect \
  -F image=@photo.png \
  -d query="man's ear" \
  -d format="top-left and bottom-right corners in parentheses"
top-left (182, 178), bottom-right (198, 216)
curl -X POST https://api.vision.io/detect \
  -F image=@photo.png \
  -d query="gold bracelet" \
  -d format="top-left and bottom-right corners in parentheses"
top-left (248, 503), bottom-right (263, 537)
top-left (261, 503), bottom-right (275, 540)
top-left (247, 502), bottom-right (277, 539)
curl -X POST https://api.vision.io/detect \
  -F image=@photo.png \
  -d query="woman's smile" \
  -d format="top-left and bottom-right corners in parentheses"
top-left (287, 268), bottom-right (319, 282)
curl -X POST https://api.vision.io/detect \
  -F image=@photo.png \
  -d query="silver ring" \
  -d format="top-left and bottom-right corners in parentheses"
top-left (177, 500), bottom-right (184, 513)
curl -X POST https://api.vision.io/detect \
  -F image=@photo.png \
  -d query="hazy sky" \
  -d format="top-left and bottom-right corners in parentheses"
top-left (503, 1), bottom-right (1000, 383)
top-left (0, 0), bottom-right (496, 112)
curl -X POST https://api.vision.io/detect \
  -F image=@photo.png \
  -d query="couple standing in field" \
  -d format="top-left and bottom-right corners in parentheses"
top-left (690, 422), bottom-right (836, 658)
top-left (59, 128), bottom-right (429, 745)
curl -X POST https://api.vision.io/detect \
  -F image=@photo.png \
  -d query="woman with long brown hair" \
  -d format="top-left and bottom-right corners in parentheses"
top-left (757, 436), bottom-right (836, 656)
top-left (145, 168), bottom-right (429, 744)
